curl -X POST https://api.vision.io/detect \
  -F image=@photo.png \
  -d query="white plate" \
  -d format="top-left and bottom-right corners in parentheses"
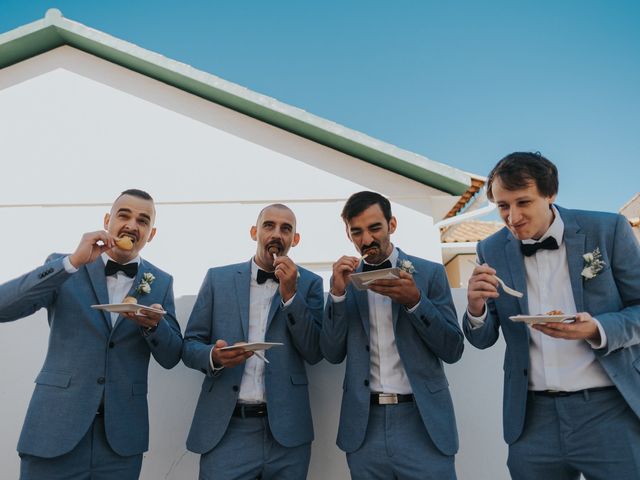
top-left (509, 314), bottom-right (576, 325)
top-left (350, 267), bottom-right (401, 291)
top-left (219, 342), bottom-right (284, 352)
top-left (91, 303), bottom-right (166, 315)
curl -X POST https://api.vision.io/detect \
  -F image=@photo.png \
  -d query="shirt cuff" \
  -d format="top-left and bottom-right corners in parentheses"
top-left (63, 256), bottom-right (79, 273)
top-left (587, 317), bottom-right (608, 349)
top-left (281, 293), bottom-right (296, 308)
top-left (466, 305), bottom-right (487, 329)
top-left (329, 291), bottom-right (346, 303)
top-left (209, 346), bottom-right (225, 373)
top-left (406, 298), bottom-right (421, 313)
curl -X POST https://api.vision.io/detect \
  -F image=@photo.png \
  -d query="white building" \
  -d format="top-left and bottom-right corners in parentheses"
top-left (0, 10), bottom-right (508, 479)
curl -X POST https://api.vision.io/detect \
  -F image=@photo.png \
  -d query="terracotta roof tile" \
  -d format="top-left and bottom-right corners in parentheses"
top-left (441, 220), bottom-right (504, 243)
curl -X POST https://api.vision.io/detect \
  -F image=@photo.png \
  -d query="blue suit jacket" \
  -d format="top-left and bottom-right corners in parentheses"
top-left (0, 254), bottom-right (183, 457)
top-left (463, 206), bottom-right (640, 444)
top-left (181, 260), bottom-right (324, 454)
top-left (320, 249), bottom-right (463, 456)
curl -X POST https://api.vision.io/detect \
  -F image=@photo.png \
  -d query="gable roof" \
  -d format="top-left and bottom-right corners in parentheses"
top-left (0, 9), bottom-right (480, 197)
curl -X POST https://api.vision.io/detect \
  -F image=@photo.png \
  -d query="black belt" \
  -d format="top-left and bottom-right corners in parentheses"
top-left (233, 403), bottom-right (267, 418)
top-left (530, 386), bottom-right (616, 398)
top-left (370, 393), bottom-right (414, 405)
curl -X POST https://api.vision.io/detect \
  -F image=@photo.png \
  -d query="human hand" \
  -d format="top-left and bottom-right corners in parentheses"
top-left (368, 270), bottom-right (420, 308)
top-left (69, 230), bottom-right (117, 268)
top-left (274, 255), bottom-right (297, 302)
top-left (210, 339), bottom-right (253, 368)
top-left (122, 303), bottom-right (163, 329)
top-left (532, 312), bottom-right (600, 342)
top-left (467, 262), bottom-right (499, 316)
top-left (330, 255), bottom-right (360, 296)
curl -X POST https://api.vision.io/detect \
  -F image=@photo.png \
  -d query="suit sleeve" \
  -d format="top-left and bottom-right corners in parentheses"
top-left (406, 263), bottom-right (464, 364)
top-left (182, 271), bottom-right (218, 377)
top-left (462, 248), bottom-right (502, 349)
top-left (284, 274), bottom-right (324, 364)
top-left (320, 294), bottom-right (349, 364)
top-left (0, 255), bottom-right (69, 322)
top-left (593, 215), bottom-right (640, 354)
top-left (143, 275), bottom-right (183, 369)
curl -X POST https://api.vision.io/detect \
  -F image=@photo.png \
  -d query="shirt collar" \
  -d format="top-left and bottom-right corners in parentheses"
top-left (101, 252), bottom-right (140, 266)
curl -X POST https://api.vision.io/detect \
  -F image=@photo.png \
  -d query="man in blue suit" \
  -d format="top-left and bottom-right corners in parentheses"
top-left (0, 189), bottom-right (183, 479)
top-left (321, 191), bottom-right (463, 480)
top-left (464, 152), bottom-right (640, 479)
top-left (182, 203), bottom-right (323, 480)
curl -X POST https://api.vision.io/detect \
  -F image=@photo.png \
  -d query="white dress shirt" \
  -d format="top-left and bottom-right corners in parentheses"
top-left (64, 253), bottom-right (140, 326)
top-left (331, 247), bottom-right (414, 394)
top-left (469, 207), bottom-right (612, 391)
top-left (236, 260), bottom-right (295, 404)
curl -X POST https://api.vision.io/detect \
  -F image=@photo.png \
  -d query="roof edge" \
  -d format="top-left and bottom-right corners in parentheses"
top-left (0, 9), bottom-right (474, 195)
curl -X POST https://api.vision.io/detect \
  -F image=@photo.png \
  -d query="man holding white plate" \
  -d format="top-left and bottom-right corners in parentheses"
top-left (182, 203), bottom-right (323, 480)
top-left (0, 189), bottom-right (183, 479)
top-left (321, 191), bottom-right (463, 479)
top-left (464, 152), bottom-right (640, 479)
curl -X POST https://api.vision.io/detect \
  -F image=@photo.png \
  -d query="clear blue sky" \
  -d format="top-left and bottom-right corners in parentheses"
top-left (1, 0), bottom-right (638, 213)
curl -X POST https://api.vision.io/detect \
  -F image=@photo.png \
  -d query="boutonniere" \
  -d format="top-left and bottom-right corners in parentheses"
top-left (136, 272), bottom-right (155, 294)
top-left (581, 247), bottom-right (605, 280)
top-left (398, 259), bottom-right (416, 274)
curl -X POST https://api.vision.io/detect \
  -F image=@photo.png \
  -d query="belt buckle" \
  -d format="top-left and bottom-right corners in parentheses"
top-left (378, 393), bottom-right (398, 405)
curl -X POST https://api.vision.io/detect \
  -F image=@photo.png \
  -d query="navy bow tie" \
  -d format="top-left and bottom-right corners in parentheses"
top-left (104, 260), bottom-right (138, 278)
top-left (257, 269), bottom-right (279, 284)
top-left (520, 236), bottom-right (559, 257)
top-left (362, 259), bottom-right (392, 272)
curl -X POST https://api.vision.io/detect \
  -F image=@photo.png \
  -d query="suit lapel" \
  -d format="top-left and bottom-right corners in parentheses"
top-left (235, 260), bottom-right (252, 340)
top-left (266, 289), bottom-right (282, 332)
top-left (351, 262), bottom-right (371, 338)
top-left (86, 258), bottom-right (112, 331)
top-left (505, 237), bottom-right (529, 314)
top-left (559, 208), bottom-right (586, 313)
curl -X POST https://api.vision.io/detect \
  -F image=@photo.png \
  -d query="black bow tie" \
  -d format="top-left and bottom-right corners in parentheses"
top-left (104, 260), bottom-right (138, 278)
top-left (257, 269), bottom-right (279, 284)
top-left (362, 259), bottom-right (392, 272)
top-left (520, 236), bottom-right (559, 257)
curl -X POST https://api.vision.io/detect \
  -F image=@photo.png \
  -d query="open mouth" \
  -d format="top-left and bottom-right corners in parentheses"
top-left (118, 232), bottom-right (138, 244)
top-left (267, 243), bottom-right (282, 256)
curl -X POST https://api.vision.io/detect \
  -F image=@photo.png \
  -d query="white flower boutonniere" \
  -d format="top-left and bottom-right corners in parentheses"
top-left (398, 259), bottom-right (416, 274)
top-left (136, 272), bottom-right (155, 295)
top-left (581, 247), bottom-right (605, 280)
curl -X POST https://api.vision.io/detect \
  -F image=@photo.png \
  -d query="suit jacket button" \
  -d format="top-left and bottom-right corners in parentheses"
top-left (364, 379), bottom-right (369, 387)
top-left (97, 377), bottom-right (105, 385)
top-left (108, 342), bottom-right (115, 349)
top-left (232, 385), bottom-right (239, 392)
top-left (287, 313), bottom-right (296, 325)
top-left (523, 369), bottom-right (528, 376)
top-left (365, 345), bottom-right (370, 352)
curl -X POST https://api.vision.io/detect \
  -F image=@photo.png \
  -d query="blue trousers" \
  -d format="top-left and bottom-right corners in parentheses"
top-left (19, 415), bottom-right (142, 480)
top-left (199, 416), bottom-right (310, 480)
top-left (508, 388), bottom-right (640, 480)
top-left (346, 402), bottom-right (456, 480)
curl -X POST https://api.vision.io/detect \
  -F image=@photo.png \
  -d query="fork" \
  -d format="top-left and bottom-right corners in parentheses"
top-left (467, 260), bottom-right (524, 298)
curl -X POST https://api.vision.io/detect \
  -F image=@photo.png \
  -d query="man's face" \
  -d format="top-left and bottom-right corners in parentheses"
top-left (491, 177), bottom-right (556, 241)
top-left (346, 204), bottom-right (396, 264)
top-left (251, 206), bottom-right (300, 270)
top-left (103, 194), bottom-right (157, 263)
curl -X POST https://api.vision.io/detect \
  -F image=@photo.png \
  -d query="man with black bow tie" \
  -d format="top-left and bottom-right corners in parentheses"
top-left (464, 152), bottom-right (640, 479)
top-left (0, 189), bottom-right (183, 479)
top-left (321, 191), bottom-right (463, 480)
top-left (182, 204), bottom-right (323, 480)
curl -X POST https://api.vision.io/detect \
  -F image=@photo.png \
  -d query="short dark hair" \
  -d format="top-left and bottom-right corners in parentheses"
top-left (486, 152), bottom-right (558, 201)
top-left (117, 189), bottom-right (154, 202)
top-left (341, 191), bottom-right (392, 223)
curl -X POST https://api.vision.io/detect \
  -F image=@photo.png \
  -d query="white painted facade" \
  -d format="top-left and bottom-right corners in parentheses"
top-left (0, 45), bottom-right (509, 478)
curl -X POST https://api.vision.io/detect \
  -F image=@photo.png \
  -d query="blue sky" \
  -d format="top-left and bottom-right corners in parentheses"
top-left (1, 1), bottom-right (638, 214)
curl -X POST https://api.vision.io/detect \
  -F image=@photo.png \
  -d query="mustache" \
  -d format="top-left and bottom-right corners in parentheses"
top-left (361, 242), bottom-right (380, 253)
